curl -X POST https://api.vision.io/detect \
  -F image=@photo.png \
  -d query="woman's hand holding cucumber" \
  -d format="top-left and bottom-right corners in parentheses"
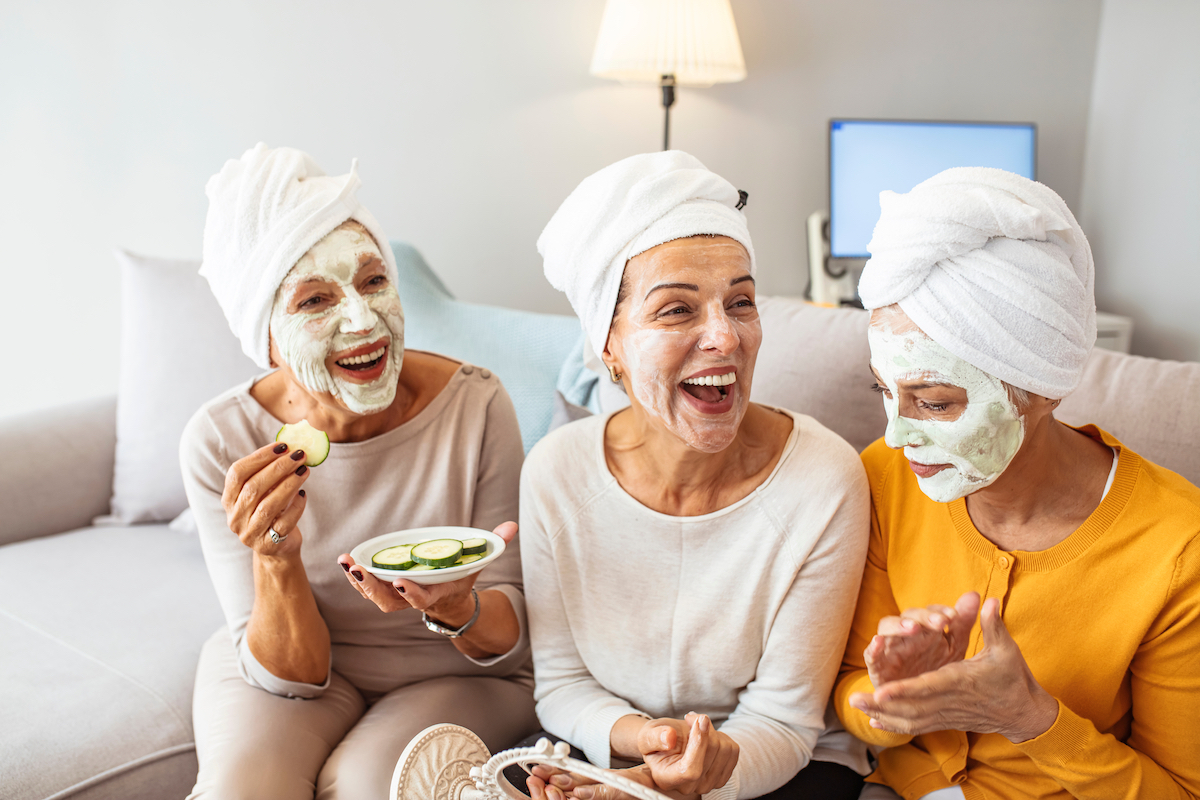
top-left (336, 521), bottom-right (521, 659)
top-left (222, 441), bottom-right (312, 557)
top-left (221, 439), bottom-right (328, 685)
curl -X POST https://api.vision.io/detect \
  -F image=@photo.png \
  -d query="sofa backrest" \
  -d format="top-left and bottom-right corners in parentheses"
top-left (1059, 348), bottom-right (1200, 485)
top-left (752, 297), bottom-right (885, 452)
top-left (0, 395), bottom-right (118, 545)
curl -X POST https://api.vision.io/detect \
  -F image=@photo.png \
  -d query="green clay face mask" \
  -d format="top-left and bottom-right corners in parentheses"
top-left (270, 223), bottom-right (405, 415)
top-left (868, 321), bottom-right (1025, 503)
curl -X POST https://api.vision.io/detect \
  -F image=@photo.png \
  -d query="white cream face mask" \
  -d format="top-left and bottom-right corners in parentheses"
top-left (610, 237), bottom-right (759, 454)
top-left (868, 320), bottom-right (1025, 503)
top-left (269, 222), bottom-right (405, 415)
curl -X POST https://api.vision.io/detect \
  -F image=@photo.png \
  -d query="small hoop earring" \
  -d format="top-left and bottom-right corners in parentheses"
top-left (608, 365), bottom-right (623, 383)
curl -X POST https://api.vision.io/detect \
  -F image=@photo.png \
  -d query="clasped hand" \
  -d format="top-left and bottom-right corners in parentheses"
top-left (850, 592), bottom-right (1059, 743)
top-left (336, 521), bottom-right (518, 624)
top-left (527, 713), bottom-right (738, 800)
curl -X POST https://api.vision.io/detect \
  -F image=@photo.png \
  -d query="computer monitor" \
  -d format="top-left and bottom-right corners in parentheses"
top-left (828, 119), bottom-right (1036, 259)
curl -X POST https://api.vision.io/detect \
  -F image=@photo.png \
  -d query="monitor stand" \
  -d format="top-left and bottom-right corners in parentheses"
top-left (806, 210), bottom-right (865, 308)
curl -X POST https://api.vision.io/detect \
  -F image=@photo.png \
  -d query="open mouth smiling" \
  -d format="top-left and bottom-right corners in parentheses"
top-left (330, 341), bottom-right (389, 380)
top-left (337, 346), bottom-right (386, 371)
top-left (679, 368), bottom-right (737, 411)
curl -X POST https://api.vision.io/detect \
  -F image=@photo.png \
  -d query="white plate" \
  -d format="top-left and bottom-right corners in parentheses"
top-left (350, 526), bottom-right (504, 585)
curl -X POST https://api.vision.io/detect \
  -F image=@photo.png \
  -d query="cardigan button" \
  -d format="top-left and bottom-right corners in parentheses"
top-left (461, 365), bottom-right (475, 375)
top-left (480, 368), bottom-right (492, 379)
top-left (998, 555), bottom-right (1010, 568)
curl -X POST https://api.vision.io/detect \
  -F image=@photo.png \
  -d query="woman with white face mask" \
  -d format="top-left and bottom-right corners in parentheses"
top-left (508, 152), bottom-right (872, 800)
top-left (835, 168), bottom-right (1200, 800)
top-left (181, 144), bottom-right (537, 799)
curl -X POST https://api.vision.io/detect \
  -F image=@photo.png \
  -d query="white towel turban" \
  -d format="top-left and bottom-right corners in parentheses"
top-left (201, 143), bottom-right (399, 368)
top-left (858, 167), bottom-right (1095, 399)
top-left (538, 151), bottom-right (755, 364)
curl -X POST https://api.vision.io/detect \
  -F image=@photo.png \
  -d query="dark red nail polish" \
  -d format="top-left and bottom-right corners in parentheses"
top-left (298, 489), bottom-right (306, 498)
top-left (295, 465), bottom-right (308, 476)
top-left (291, 450), bottom-right (305, 461)
top-left (351, 569), bottom-right (363, 581)
top-left (273, 443), bottom-right (287, 454)
top-left (396, 584), bottom-right (406, 594)
top-left (340, 562), bottom-right (350, 572)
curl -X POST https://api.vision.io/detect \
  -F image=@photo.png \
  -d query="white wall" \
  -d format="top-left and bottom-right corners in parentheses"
top-left (0, 0), bottom-right (1102, 418)
top-left (1079, 0), bottom-right (1200, 363)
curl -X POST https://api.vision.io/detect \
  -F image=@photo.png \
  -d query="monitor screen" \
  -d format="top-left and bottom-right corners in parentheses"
top-left (829, 119), bottom-right (1036, 259)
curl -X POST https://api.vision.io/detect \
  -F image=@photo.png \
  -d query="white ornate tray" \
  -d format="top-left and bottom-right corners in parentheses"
top-left (391, 724), bottom-right (669, 800)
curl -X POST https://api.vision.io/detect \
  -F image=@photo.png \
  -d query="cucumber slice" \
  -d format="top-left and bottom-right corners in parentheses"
top-left (372, 545), bottom-right (414, 570)
top-left (406, 563), bottom-right (437, 572)
top-left (460, 538), bottom-right (488, 556)
top-left (276, 420), bottom-right (330, 467)
top-left (410, 539), bottom-right (464, 567)
top-left (455, 553), bottom-right (484, 565)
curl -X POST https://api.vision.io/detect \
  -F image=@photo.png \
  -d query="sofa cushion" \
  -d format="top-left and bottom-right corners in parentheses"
top-left (753, 297), bottom-right (886, 452)
top-left (0, 524), bottom-right (223, 800)
top-left (104, 250), bottom-right (260, 526)
top-left (1058, 347), bottom-right (1200, 485)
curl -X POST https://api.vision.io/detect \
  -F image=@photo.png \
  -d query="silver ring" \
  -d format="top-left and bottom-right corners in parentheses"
top-left (269, 527), bottom-right (287, 544)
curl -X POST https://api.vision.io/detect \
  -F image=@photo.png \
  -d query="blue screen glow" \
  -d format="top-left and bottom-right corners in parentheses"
top-left (829, 120), bottom-right (1035, 258)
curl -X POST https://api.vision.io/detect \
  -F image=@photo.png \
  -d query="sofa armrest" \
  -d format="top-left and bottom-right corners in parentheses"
top-left (0, 395), bottom-right (116, 546)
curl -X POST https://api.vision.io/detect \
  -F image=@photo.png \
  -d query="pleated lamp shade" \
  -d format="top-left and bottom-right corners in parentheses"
top-left (590, 0), bottom-right (747, 88)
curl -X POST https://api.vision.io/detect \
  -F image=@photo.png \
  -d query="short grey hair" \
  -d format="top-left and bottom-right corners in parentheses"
top-left (1003, 382), bottom-right (1032, 412)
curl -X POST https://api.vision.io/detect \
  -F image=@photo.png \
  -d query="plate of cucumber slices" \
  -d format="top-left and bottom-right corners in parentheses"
top-left (349, 526), bottom-right (505, 585)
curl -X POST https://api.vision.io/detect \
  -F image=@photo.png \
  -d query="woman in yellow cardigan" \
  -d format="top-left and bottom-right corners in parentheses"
top-left (833, 168), bottom-right (1200, 800)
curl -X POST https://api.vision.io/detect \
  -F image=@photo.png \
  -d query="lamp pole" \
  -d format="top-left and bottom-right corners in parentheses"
top-left (661, 73), bottom-right (676, 151)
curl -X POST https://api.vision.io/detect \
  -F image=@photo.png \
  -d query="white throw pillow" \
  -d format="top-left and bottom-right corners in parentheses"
top-left (98, 250), bottom-right (260, 525)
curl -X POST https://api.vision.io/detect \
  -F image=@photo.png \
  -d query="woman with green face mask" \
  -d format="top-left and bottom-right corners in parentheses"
top-left (184, 144), bottom-right (538, 800)
top-left (837, 167), bottom-right (1200, 800)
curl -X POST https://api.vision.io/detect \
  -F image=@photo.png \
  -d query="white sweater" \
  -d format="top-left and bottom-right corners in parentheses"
top-left (520, 409), bottom-right (871, 800)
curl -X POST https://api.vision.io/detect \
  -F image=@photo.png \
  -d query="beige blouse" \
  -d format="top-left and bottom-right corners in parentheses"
top-left (180, 357), bottom-right (531, 699)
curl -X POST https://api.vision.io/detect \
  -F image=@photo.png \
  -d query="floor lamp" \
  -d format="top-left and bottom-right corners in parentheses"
top-left (590, 0), bottom-right (747, 151)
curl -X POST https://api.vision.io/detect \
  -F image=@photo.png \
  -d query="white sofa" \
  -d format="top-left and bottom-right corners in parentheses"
top-left (3, 245), bottom-right (1198, 800)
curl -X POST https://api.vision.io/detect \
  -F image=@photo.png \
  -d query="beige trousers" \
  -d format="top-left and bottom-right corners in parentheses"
top-left (187, 629), bottom-right (539, 800)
